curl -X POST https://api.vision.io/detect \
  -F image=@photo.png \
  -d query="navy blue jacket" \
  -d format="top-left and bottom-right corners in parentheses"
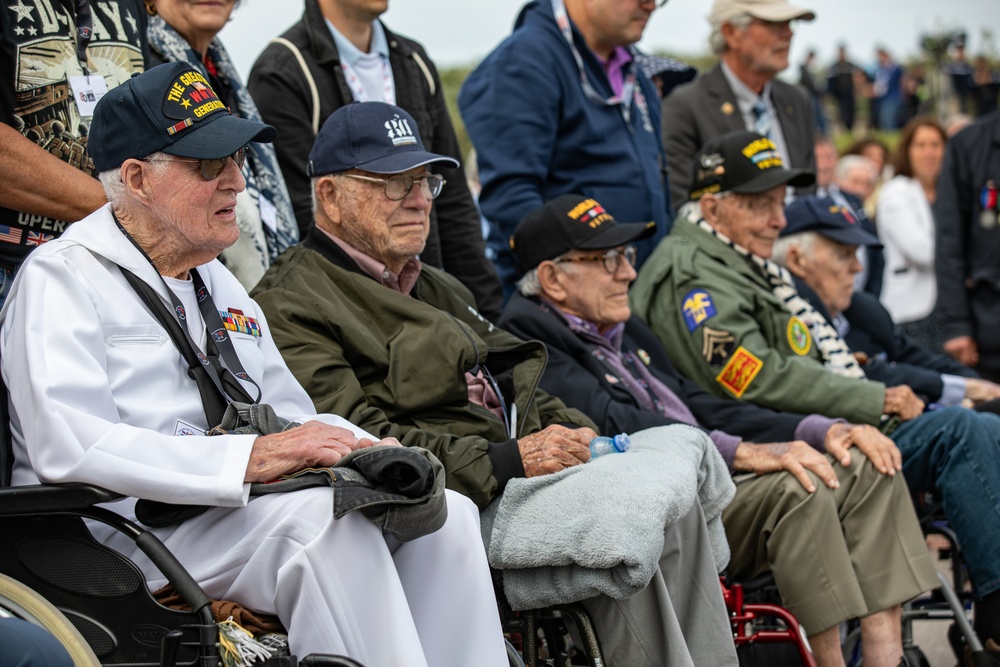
top-left (499, 293), bottom-right (808, 448)
top-left (795, 279), bottom-right (977, 402)
top-left (459, 0), bottom-right (670, 296)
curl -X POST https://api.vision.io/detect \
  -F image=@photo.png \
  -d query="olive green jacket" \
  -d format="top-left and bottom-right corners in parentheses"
top-left (630, 218), bottom-right (885, 425)
top-left (252, 231), bottom-right (595, 509)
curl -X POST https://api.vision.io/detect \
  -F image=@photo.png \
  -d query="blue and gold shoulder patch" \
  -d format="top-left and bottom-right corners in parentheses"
top-left (682, 289), bottom-right (717, 332)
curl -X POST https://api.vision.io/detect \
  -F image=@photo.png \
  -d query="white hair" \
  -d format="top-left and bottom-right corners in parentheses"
top-left (516, 254), bottom-right (581, 297)
top-left (709, 13), bottom-right (752, 54)
top-left (834, 155), bottom-right (877, 184)
top-left (98, 152), bottom-right (171, 205)
top-left (772, 231), bottom-right (819, 268)
top-left (517, 268), bottom-right (542, 296)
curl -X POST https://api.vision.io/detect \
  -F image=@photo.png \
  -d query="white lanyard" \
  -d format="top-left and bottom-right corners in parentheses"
top-left (550, 0), bottom-right (645, 129)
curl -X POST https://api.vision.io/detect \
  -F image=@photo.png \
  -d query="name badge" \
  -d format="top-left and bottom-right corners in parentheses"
top-left (258, 194), bottom-right (277, 233)
top-left (174, 419), bottom-right (206, 437)
top-left (68, 75), bottom-right (109, 118)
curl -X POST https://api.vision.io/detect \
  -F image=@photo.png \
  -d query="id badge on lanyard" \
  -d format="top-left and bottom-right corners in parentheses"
top-left (550, 0), bottom-right (652, 133)
top-left (68, 0), bottom-right (108, 118)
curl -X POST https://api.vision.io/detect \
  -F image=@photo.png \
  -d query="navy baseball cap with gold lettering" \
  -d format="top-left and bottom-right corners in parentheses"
top-left (90, 62), bottom-right (275, 172)
top-left (510, 194), bottom-right (655, 271)
top-left (689, 130), bottom-right (814, 201)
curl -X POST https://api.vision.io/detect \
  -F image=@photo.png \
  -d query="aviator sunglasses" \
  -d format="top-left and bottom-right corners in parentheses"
top-left (140, 146), bottom-right (248, 180)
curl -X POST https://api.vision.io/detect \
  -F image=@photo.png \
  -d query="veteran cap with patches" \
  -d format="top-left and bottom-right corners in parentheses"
top-left (89, 62), bottom-right (275, 172)
top-left (781, 196), bottom-right (882, 247)
top-left (307, 101), bottom-right (458, 176)
top-left (688, 130), bottom-right (814, 201)
top-left (510, 194), bottom-right (656, 271)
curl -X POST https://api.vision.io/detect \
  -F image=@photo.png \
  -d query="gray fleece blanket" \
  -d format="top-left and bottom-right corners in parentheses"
top-left (481, 424), bottom-right (735, 610)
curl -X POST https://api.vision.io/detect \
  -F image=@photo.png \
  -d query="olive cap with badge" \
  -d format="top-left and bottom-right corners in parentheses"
top-left (688, 130), bottom-right (814, 201)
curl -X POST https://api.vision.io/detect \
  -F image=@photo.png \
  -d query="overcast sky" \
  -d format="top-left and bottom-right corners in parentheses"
top-left (220, 0), bottom-right (999, 81)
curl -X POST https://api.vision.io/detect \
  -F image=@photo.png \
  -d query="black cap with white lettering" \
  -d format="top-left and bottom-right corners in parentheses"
top-left (89, 62), bottom-right (275, 172)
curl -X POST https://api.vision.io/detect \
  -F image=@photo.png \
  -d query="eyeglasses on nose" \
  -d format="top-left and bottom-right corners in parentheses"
top-left (342, 173), bottom-right (447, 201)
top-left (554, 245), bottom-right (638, 274)
top-left (140, 146), bottom-right (247, 180)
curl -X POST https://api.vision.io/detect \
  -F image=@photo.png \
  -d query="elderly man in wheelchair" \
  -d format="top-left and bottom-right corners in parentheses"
top-left (0, 63), bottom-right (510, 667)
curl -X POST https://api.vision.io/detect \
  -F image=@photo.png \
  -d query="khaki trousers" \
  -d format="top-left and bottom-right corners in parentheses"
top-left (723, 452), bottom-right (938, 634)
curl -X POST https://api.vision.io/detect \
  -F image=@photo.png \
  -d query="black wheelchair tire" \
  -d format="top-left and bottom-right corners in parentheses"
top-left (0, 572), bottom-right (101, 667)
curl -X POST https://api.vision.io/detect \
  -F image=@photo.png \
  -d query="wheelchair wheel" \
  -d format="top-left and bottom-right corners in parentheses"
top-left (0, 572), bottom-right (100, 667)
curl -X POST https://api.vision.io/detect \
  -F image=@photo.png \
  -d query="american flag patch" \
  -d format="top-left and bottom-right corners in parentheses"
top-left (219, 308), bottom-right (262, 337)
top-left (0, 225), bottom-right (23, 244)
top-left (26, 231), bottom-right (53, 246)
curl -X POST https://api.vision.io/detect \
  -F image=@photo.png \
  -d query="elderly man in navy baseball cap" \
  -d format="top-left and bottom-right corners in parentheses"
top-left (772, 196), bottom-right (881, 317)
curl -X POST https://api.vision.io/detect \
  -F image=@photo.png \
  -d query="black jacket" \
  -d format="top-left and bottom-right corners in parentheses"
top-left (247, 1), bottom-right (503, 319)
top-left (498, 293), bottom-right (809, 447)
top-left (795, 279), bottom-right (978, 402)
top-left (935, 112), bottom-right (1000, 371)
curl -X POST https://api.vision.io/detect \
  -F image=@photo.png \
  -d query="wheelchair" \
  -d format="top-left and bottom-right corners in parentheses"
top-left (496, 571), bottom-right (819, 667)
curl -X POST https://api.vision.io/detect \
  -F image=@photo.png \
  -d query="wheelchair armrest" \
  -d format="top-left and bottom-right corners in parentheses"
top-left (0, 483), bottom-right (124, 516)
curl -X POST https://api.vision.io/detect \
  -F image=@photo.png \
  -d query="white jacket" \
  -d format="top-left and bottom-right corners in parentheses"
top-left (877, 175), bottom-right (937, 323)
top-left (0, 204), bottom-right (372, 517)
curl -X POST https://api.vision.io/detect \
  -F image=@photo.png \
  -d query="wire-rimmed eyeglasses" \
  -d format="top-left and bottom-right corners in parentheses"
top-left (341, 173), bottom-right (447, 201)
top-left (554, 245), bottom-right (638, 274)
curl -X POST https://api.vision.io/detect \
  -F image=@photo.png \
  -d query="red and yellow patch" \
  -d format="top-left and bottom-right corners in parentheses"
top-left (716, 346), bottom-right (763, 398)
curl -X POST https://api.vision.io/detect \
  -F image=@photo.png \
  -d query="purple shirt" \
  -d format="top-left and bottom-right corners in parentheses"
top-left (601, 47), bottom-right (633, 99)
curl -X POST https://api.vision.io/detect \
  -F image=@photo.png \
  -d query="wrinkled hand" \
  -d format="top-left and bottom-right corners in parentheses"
top-left (517, 424), bottom-right (595, 477)
top-left (823, 422), bottom-right (901, 477)
top-left (882, 385), bottom-right (925, 421)
top-left (964, 378), bottom-right (1000, 404)
top-left (377, 437), bottom-right (403, 447)
top-left (732, 440), bottom-right (837, 493)
top-left (245, 421), bottom-right (377, 482)
top-left (944, 336), bottom-right (979, 367)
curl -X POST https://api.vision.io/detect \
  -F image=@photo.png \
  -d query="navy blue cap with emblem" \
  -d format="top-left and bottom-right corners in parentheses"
top-left (782, 196), bottom-right (882, 247)
top-left (89, 62), bottom-right (275, 172)
top-left (307, 101), bottom-right (458, 176)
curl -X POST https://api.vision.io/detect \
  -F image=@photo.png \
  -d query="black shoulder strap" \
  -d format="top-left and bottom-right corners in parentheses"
top-left (120, 267), bottom-right (232, 428)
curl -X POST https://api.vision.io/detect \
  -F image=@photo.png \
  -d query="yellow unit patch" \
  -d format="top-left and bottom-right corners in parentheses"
top-left (716, 346), bottom-right (764, 398)
top-left (787, 317), bottom-right (812, 356)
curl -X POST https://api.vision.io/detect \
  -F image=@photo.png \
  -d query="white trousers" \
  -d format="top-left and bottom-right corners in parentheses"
top-left (102, 489), bottom-right (509, 667)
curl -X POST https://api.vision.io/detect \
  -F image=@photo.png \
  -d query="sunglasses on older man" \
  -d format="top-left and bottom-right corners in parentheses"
top-left (140, 146), bottom-right (247, 180)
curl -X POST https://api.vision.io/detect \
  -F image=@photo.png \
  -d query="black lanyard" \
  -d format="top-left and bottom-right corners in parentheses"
top-left (114, 216), bottom-right (261, 427)
top-left (75, 0), bottom-right (94, 76)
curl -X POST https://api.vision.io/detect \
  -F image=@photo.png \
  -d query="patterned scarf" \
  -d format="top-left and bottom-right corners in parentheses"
top-left (147, 16), bottom-right (299, 265)
top-left (686, 210), bottom-right (866, 379)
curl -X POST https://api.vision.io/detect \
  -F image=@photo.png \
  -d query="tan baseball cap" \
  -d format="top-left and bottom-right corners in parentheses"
top-left (709, 0), bottom-right (816, 24)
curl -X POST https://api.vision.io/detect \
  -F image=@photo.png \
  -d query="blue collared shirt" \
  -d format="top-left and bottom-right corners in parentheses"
top-left (325, 18), bottom-right (394, 102)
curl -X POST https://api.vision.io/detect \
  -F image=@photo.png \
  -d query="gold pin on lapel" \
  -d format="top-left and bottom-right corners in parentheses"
top-left (721, 102), bottom-right (735, 115)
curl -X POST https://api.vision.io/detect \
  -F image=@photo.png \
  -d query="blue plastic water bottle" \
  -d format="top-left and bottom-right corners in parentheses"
top-left (589, 433), bottom-right (631, 459)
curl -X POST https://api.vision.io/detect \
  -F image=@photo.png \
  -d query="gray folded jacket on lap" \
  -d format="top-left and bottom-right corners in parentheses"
top-left (482, 424), bottom-right (735, 610)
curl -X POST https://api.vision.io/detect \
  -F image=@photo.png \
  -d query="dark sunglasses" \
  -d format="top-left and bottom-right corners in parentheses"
top-left (140, 146), bottom-right (247, 180)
